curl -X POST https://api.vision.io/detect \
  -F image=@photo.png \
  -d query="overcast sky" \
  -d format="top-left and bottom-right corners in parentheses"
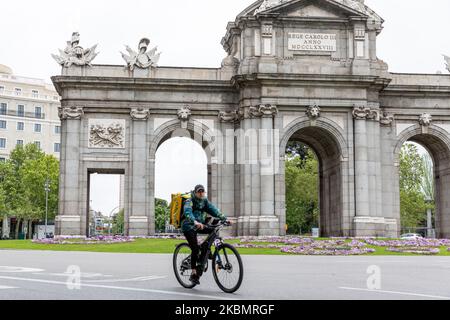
top-left (1, 0), bottom-right (449, 215)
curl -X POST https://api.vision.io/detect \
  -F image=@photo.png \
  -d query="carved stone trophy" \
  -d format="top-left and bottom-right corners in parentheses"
top-left (121, 38), bottom-right (161, 71)
top-left (52, 32), bottom-right (99, 67)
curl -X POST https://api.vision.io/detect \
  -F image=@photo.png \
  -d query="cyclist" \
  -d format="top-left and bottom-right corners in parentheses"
top-left (182, 184), bottom-right (231, 285)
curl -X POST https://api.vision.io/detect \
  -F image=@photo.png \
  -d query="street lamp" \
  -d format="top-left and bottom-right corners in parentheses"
top-left (425, 196), bottom-right (434, 238)
top-left (44, 178), bottom-right (50, 238)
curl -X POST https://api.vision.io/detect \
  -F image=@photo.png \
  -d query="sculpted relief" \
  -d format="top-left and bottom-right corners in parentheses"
top-left (88, 120), bottom-right (125, 149)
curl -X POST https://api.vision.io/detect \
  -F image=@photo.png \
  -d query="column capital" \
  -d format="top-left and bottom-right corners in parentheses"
top-left (352, 104), bottom-right (379, 121)
top-left (58, 106), bottom-right (84, 120)
top-left (218, 109), bottom-right (239, 123)
top-left (130, 107), bottom-right (150, 121)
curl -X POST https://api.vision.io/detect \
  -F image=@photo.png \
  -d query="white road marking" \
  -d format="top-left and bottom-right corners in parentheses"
top-left (339, 287), bottom-right (450, 300)
top-left (0, 266), bottom-right (44, 273)
top-left (0, 275), bottom-right (237, 300)
top-left (39, 273), bottom-right (113, 278)
top-left (0, 285), bottom-right (18, 290)
top-left (84, 275), bottom-right (167, 283)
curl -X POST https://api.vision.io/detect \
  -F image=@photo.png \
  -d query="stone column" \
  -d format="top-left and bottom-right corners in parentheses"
top-left (379, 112), bottom-right (399, 237)
top-left (218, 111), bottom-right (238, 236)
top-left (258, 105), bottom-right (279, 236)
top-left (237, 109), bottom-right (254, 236)
top-left (56, 106), bottom-right (84, 236)
top-left (353, 105), bottom-right (370, 218)
top-left (128, 108), bottom-right (151, 236)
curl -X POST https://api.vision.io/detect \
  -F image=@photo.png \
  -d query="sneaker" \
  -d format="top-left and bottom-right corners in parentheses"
top-left (189, 274), bottom-right (200, 285)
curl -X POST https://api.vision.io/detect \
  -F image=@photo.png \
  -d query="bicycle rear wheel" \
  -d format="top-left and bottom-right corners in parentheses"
top-left (212, 243), bottom-right (244, 293)
top-left (173, 243), bottom-right (196, 289)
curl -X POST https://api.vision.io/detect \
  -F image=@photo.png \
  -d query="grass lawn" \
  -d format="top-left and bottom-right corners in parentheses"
top-left (0, 239), bottom-right (282, 255)
top-left (0, 238), bottom-right (449, 256)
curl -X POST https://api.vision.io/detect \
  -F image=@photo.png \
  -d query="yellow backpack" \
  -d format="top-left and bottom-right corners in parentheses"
top-left (169, 193), bottom-right (192, 229)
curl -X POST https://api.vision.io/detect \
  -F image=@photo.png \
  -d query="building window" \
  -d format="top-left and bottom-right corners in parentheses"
top-left (17, 122), bottom-right (24, 131)
top-left (55, 126), bottom-right (61, 134)
top-left (34, 123), bottom-right (42, 133)
top-left (0, 120), bottom-right (6, 129)
top-left (0, 103), bottom-right (6, 115)
top-left (34, 141), bottom-right (41, 150)
top-left (32, 90), bottom-right (39, 98)
top-left (0, 138), bottom-right (6, 149)
top-left (54, 143), bottom-right (61, 153)
top-left (35, 106), bottom-right (42, 119)
top-left (17, 105), bottom-right (25, 117)
top-left (17, 140), bottom-right (24, 147)
top-left (0, 157), bottom-right (5, 162)
top-left (0, 86), bottom-right (5, 93)
top-left (15, 88), bottom-right (22, 96)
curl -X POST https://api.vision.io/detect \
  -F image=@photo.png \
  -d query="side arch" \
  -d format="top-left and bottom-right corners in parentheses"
top-left (393, 123), bottom-right (450, 238)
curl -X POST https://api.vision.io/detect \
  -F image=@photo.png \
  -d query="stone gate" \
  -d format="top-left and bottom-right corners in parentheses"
top-left (52, 0), bottom-right (450, 238)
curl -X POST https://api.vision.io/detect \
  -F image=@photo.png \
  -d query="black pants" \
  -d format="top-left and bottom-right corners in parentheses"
top-left (184, 228), bottom-right (214, 270)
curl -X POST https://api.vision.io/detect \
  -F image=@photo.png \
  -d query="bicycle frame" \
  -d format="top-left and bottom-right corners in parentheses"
top-left (181, 222), bottom-right (228, 274)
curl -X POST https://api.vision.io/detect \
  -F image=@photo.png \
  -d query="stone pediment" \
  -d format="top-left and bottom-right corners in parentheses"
top-left (239, 0), bottom-right (382, 23)
top-left (260, 0), bottom-right (368, 19)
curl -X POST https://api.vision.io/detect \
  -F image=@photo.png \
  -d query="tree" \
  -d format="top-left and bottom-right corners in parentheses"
top-left (21, 154), bottom-right (59, 222)
top-left (155, 198), bottom-right (170, 233)
top-left (399, 143), bottom-right (425, 193)
top-left (285, 145), bottom-right (319, 235)
top-left (112, 209), bottom-right (124, 235)
top-left (0, 144), bottom-right (59, 239)
top-left (399, 143), bottom-right (430, 229)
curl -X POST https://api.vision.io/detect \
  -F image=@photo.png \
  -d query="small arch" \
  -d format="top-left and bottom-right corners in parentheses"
top-left (149, 119), bottom-right (216, 162)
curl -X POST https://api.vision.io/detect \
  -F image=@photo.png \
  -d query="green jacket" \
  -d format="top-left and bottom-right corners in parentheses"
top-left (181, 191), bottom-right (226, 233)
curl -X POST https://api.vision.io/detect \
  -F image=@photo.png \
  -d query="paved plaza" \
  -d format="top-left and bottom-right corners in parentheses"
top-left (0, 250), bottom-right (449, 300)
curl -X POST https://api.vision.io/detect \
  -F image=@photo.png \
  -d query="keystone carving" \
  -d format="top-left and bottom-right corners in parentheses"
top-left (419, 113), bottom-right (432, 127)
top-left (306, 104), bottom-right (321, 119)
top-left (178, 105), bottom-right (192, 122)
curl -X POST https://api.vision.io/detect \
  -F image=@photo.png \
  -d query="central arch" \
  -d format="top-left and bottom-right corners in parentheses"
top-left (280, 117), bottom-right (349, 237)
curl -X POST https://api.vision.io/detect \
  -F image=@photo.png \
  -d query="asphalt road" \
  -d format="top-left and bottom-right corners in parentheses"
top-left (0, 250), bottom-right (449, 300)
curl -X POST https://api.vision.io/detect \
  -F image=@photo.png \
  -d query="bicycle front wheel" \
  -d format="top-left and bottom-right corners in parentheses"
top-left (212, 243), bottom-right (244, 294)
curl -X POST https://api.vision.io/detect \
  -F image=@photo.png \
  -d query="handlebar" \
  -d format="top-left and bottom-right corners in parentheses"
top-left (202, 220), bottom-right (231, 231)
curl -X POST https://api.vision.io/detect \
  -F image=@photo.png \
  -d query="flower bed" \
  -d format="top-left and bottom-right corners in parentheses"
top-left (281, 246), bottom-right (376, 256)
top-left (365, 239), bottom-right (450, 247)
top-left (386, 247), bottom-right (440, 255)
top-left (235, 237), bottom-right (373, 255)
top-left (33, 235), bottom-right (135, 245)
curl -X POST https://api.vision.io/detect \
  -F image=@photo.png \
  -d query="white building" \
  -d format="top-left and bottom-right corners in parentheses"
top-left (0, 64), bottom-right (61, 161)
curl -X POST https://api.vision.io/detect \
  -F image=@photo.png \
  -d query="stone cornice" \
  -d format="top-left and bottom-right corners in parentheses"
top-left (232, 73), bottom-right (392, 89)
top-left (52, 76), bottom-right (236, 96)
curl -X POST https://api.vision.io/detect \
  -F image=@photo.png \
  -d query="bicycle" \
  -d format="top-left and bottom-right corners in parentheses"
top-left (173, 221), bottom-right (244, 294)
